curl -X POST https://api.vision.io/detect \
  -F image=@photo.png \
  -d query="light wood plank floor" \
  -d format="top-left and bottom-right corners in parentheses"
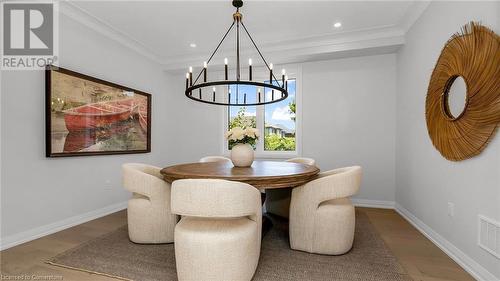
top-left (0, 208), bottom-right (474, 281)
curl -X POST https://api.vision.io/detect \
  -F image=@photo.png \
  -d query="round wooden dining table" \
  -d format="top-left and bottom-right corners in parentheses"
top-left (160, 160), bottom-right (320, 189)
top-left (161, 160), bottom-right (320, 235)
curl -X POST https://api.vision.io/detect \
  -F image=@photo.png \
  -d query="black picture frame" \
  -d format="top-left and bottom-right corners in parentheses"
top-left (45, 65), bottom-right (152, 157)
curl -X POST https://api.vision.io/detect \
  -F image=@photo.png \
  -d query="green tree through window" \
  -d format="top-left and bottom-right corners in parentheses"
top-left (264, 79), bottom-right (296, 151)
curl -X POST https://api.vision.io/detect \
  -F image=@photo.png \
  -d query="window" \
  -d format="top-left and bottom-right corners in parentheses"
top-left (264, 79), bottom-right (296, 151)
top-left (223, 65), bottom-right (301, 158)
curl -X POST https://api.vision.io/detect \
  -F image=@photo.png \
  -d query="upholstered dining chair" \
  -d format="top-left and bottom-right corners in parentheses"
top-left (122, 163), bottom-right (177, 244)
top-left (289, 166), bottom-right (362, 255)
top-left (199, 156), bottom-right (231, 163)
top-left (171, 179), bottom-right (262, 281)
top-left (265, 157), bottom-right (316, 218)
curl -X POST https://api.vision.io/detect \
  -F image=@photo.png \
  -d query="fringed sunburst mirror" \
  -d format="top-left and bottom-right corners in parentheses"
top-left (426, 22), bottom-right (500, 161)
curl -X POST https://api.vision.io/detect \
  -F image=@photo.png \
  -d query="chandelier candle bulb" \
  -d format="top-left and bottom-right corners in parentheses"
top-left (189, 67), bottom-right (193, 86)
top-left (224, 58), bottom-right (229, 80)
top-left (285, 75), bottom-right (289, 91)
top-left (281, 69), bottom-right (286, 87)
top-left (249, 58), bottom-right (252, 81)
top-left (185, 73), bottom-right (189, 89)
top-left (203, 61), bottom-right (207, 82)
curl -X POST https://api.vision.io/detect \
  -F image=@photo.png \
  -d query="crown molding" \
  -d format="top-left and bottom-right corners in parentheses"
top-left (162, 25), bottom-right (405, 72)
top-left (59, 1), bottom-right (163, 63)
top-left (58, 1), bottom-right (429, 70)
top-left (399, 1), bottom-right (432, 32)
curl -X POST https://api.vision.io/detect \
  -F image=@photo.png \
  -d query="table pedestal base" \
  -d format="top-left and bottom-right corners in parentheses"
top-left (261, 192), bottom-right (274, 237)
top-left (262, 214), bottom-right (273, 237)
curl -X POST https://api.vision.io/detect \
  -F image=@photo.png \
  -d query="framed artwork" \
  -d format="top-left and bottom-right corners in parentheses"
top-left (46, 65), bottom-right (151, 157)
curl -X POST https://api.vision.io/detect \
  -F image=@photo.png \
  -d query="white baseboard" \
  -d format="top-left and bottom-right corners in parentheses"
top-left (0, 201), bottom-right (127, 251)
top-left (352, 198), bottom-right (395, 209)
top-left (395, 203), bottom-right (499, 281)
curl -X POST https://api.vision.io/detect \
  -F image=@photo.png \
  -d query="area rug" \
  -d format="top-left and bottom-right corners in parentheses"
top-left (47, 210), bottom-right (412, 281)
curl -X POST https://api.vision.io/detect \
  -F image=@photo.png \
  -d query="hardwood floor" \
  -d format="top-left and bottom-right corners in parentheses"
top-left (0, 208), bottom-right (474, 281)
top-left (362, 208), bottom-right (474, 281)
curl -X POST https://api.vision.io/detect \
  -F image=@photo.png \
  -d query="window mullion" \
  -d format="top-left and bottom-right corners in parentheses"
top-left (256, 105), bottom-right (264, 154)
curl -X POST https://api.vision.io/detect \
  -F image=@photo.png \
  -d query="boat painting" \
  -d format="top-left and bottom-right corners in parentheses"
top-left (63, 98), bottom-right (139, 131)
top-left (137, 100), bottom-right (148, 132)
top-left (46, 66), bottom-right (151, 157)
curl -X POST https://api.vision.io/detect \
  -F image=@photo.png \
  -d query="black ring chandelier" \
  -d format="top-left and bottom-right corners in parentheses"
top-left (184, 0), bottom-right (289, 106)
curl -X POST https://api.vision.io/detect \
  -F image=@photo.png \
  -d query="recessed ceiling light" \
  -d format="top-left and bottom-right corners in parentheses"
top-left (333, 22), bottom-right (342, 28)
top-left (189, 43), bottom-right (197, 48)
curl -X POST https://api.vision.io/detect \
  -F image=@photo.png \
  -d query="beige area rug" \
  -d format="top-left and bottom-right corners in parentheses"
top-left (47, 211), bottom-right (412, 281)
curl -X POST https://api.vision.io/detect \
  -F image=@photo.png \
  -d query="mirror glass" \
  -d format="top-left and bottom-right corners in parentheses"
top-left (446, 76), bottom-right (467, 118)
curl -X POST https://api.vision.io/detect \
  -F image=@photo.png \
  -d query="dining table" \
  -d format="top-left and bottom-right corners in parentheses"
top-left (160, 160), bottom-right (320, 189)
top-left (160, 160), bottom-right (320, 234)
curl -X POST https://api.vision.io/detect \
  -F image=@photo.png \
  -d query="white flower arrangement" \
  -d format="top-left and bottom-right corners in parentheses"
top-left (225, 127), bottom-right (259, 146)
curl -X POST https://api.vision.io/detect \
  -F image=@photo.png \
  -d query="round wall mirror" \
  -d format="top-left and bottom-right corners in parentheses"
top-left (444, 76), bottom-right (467, 119)
top-left (426, 22), bottom-right (500, 161)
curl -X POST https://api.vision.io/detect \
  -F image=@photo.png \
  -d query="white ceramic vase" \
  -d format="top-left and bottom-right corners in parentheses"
top-left (230, 143), bottom-right (254, 167)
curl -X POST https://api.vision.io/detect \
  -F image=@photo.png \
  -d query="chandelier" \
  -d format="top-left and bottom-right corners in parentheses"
top-left (184, 0), bottom-right (288, 106)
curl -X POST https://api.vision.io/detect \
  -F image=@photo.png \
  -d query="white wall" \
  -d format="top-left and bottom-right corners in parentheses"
top-left (302, 55), bottom-right (396, 203)
top-left (396, 1), bottom-right (500, 279)
top-left (165, 54), bottom-right (397, 203)
top-left (162, 73), bottom-right (223, 164)
top-left (0, 13), bottom-right (170, 245)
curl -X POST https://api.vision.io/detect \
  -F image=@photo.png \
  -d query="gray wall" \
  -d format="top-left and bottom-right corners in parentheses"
top-left (164, 54), bottom-right (397, 203)
top-left (1, 14), bottom-right (170, 240)
top-left (396, 1), bottom-right (500, 278)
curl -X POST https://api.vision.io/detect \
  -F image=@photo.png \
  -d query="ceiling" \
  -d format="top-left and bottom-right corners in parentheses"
top-left (63, 1), bottom-right (428, 70)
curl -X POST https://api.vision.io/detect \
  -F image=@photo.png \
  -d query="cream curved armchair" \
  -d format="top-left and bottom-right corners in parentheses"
top-left (265, 157), bottom-right (316, 218)
top-left (289, 166), bottom-right (362, 255)
top-left (199, 156), bottom-right (231, 163)
top-left (171, 179), bottom-right (262, 281)
top-left (122, 163), bottom-right (177, 244)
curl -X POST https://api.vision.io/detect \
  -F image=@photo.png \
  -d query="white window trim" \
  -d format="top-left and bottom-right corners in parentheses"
top-left (220, 64), bottom-right (302, 159)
